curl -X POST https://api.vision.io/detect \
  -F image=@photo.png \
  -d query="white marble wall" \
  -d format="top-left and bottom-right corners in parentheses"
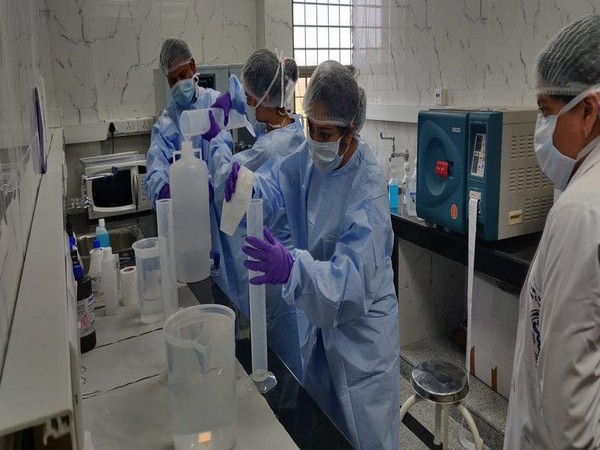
top-left (46, 0), bottom-right (258, 125)
top-left (355, 0), bottom-right (599, 175)
top-left (0, 0), bottom-right (57, 375)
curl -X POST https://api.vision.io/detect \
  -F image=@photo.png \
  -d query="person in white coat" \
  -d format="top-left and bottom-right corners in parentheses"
top-left (504, 13), bottom-right (600, 450)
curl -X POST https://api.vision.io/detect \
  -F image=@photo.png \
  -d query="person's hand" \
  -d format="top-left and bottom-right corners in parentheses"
top-left (225, 162), bottom-right (241, 202)
top-left (211, 92), bottom-right (232, 126)
top-left (158, 184), bottom-right (170, 200)
top-left (201, 110), bottom-right (222, 141)
top-left (242, 226), bottom-right (294, 285)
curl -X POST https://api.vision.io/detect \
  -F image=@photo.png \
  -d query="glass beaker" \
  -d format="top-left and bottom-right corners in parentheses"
top-left (132, 238), bottom-right (163, 324)
top-left (164, 305), bottom-right (237, 450)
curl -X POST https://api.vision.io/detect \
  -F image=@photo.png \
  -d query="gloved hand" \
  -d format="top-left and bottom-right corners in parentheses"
top-left (201, 110), bottom-right (221, 141)
top-left (158, 184), bottom-right (170, 200)
top-left (208, 180), bottom-right (214, 204)
top-left (242, 226), bottom-right (294, 285)
top-left (211, 92), bottom-right (232, 126)
top-left (225, 161), bottom-right (241, 202)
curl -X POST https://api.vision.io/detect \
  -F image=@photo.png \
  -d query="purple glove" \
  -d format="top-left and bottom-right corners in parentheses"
top-left (208, 180), bottom-right (214, 204)
top-left (225, 162), bottom-right (241, 202)
top-left (211, 92), bottom-right (232, 126)
top-left (201, 110), bottom-right (222, 141)
top-left (242, 226), bottom-right (294, 285)
top-left (158, 184), bottom-right (170, 200)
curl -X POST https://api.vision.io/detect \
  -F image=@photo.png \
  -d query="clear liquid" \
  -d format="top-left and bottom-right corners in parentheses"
top-left (141, 297), bottom-right (163, 324)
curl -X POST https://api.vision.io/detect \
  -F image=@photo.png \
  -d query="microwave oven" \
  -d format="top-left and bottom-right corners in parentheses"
top-left (81, 152), bottom-right (151, 219)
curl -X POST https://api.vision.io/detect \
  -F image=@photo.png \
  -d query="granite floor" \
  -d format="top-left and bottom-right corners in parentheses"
top-left (400, 336), bottom-right (509, 449)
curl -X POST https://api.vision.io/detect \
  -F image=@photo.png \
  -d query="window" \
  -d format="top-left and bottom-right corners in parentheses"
top-left (292, 0), bottom-right (353, 120)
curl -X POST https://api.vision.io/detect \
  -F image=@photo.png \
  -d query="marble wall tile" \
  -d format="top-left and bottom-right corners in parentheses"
top-left (0, 0), bottom-right (57, 375)
top-left (46, 0), bottom-right (258, 125)
top-left (396, 238), bottom-right (466, 346)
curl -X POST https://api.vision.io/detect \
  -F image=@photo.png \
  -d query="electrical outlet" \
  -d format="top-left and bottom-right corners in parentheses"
top-left (113, 118), bottom-right (138, 135)
top-left (434, 88), bottom-right (448, 106)
top-left (138, 116), bottom-right (155, 133)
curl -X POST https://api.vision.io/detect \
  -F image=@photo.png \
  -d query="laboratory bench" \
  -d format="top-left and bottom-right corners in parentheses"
top-left (390, 209), bottom-right (541, 291)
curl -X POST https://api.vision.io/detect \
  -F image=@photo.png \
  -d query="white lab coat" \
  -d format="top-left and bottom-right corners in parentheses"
top-left (504, 138), bottom-right (600, 450)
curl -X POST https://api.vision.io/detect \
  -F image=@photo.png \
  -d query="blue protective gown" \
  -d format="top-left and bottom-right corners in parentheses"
top-left (144, 85), bottom-right (222, 207)
top-left (205, 115), bottom-right (308, 380)
top-left (253, 140), bottom-right (400, 450)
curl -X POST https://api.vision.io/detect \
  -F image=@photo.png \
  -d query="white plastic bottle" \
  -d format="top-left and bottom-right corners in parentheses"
top-left (169, 140), bottom-right (211, 282)
top-left (102, 247), bottom-right (119, 316)
top-left (88, 239), bottom-right (104, 305)
top-left (407, 158), bottom-right (418, 217)
top-left (96, 219), bottom-right (110, 248)
top-left (401, 162), bottom-right (411, 217)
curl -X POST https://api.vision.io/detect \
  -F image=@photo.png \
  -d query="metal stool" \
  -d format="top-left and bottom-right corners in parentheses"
top-left (400, 360), bottom-right (483, 450)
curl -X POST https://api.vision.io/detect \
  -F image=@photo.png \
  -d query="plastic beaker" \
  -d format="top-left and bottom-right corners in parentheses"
top-left (132, 238), bottom-right (163, 324)
top-left (164, 305), bottom-right (237, 450)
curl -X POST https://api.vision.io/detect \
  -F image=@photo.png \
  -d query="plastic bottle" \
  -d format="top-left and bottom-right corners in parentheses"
top-left (88, 239), bottom-right (104, 304)
top-left (74, 263), bottom-right (96, 353)
top-left (102, 247), bottom-right (119, 316)
top-left (169, 140), bottom-right (211, 282)
top-left (388, 162), bottom-right (399, 211)
top-left (407, 158), bottom-right (418, 217)
top-left (69, 236), bottom-right (83, 268)
top-left (401, 162), bottom-right (411, 216)
top-left (95, 218), bottom-right (110, 248)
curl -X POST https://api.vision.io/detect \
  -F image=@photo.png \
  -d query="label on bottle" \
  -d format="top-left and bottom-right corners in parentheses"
top-left (77, 294), bottom-right (96, 337)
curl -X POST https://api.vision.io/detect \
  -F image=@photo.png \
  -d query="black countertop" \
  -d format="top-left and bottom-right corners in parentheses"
top-left (390, 210), bottom-right (541, 290)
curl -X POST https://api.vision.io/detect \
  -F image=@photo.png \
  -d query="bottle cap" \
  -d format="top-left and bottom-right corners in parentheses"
top-left (73, 263), bottom-right (84, 279)
top-left (99, 218), bottom-right (105, 227)
top-left (93, 239), bottom-right (101, 249)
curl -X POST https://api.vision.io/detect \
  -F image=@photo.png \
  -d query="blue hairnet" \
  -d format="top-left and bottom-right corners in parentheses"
top-left (242, 49), bottom-right (298, 109)
top-left (160, 38), bottom-right (193, 75)
top-left (536, 13), bottom-right (600, 96)
top-left (303, 60), bottom-right (366, 132)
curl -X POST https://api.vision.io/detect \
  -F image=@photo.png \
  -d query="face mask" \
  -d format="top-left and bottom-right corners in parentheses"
top-left (246, 104), bottom-right (267, 136)
top-left (534, 86), bottom-right (600, 190)
top-left (171, 78), bottom-right (196, 108)
top-left (309, 135), bottom-right (350, 173)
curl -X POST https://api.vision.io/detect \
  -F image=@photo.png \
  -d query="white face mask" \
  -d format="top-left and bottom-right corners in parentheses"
top-left (534, 86), bottom-right (600, 191)
top-left (309, 135), bottom-right (350, 173)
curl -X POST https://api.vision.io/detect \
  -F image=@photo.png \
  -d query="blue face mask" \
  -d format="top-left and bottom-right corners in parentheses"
top-left (171, 78), bottom-right (196, 108)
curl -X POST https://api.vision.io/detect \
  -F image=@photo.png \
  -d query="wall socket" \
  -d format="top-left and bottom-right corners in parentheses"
top-left (434, 88), bottom-right (449, 106)
top-left (109, 117), bottom-right (155, 136)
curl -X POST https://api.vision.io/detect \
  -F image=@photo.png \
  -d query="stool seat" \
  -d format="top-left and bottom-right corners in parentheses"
top-left (411, 360), bottom-right (469, 404)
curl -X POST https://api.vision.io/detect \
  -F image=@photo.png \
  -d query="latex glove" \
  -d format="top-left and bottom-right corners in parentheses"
top-left (208, 180), bottom-right (214, 204)
top-left (211, 92), bottom-right (232, 126)
top-left (158, 184), bottom-right (170, 200)
top-left (201, 110), bottom-right (221, 141)
top-left (242, 226), bottom-right (294, 285)
top-left (224, 161), bottom-right (241, 202)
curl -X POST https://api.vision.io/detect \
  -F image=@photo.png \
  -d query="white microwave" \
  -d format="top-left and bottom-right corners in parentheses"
top-left (81, 152), bottom-right (151, 219)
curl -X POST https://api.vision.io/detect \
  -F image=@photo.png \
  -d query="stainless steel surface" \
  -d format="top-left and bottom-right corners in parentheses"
top-left (380, 132), bottom-right (410, 162)
top-left (411, 360), bottom-right (469, 404)
top-left (77, 227), bottom-right (143, 256)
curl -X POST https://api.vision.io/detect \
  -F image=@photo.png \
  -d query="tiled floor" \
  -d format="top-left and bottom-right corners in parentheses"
top-left (400, 336), bottom-right (509, 449)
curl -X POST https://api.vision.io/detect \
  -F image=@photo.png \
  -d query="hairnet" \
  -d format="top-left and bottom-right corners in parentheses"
top-left (535, 13), bottom-right (600, 96)
top-left (304, 60), bottom-right (367, 133)
top-left (160, 38), bottom-right (193, 75)
top-left (242, 49), bottom-right (299, 109)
